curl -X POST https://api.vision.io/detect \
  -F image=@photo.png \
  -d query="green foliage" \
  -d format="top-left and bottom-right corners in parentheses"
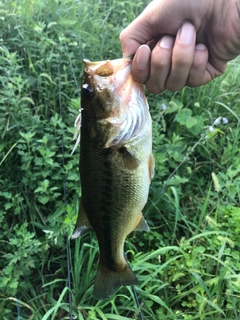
top-left (0, 223), bottom-right (42, 296)
top-left (1, 0), bottom-right (240, 319)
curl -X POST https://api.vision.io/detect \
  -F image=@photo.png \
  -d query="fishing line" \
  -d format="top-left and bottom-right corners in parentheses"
top-left (63, 35), bottom-right (80, 94)
top-left (15, 296), bottom-right (20, 320)
top-left (58, 64), bottom-right (73, 320)
top-left (124, 252), bottom-right (144, 320)
top-left (131, 285), bottom-right (144, 320)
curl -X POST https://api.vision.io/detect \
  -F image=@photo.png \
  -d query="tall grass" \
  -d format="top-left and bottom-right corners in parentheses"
top-left (0, 0), bottom-right (240, 319)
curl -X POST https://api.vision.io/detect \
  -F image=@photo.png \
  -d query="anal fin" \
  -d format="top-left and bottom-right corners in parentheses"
top-left (134, 213), bottom-right (150, 232)
top-left (71, 199), bottom-right (92, 239)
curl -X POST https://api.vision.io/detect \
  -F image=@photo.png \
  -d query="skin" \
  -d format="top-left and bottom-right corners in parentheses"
top-left (120, 0), bottom-right (240, 94)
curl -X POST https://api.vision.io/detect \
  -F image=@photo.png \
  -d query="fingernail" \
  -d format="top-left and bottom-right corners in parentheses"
top-left (179, 22), bottom-right (195, 44)
top-left (196, 43), bottom-right (206, 51)
top-left (123, 51), bottom-right (134, 58)
top-left (159, 36), bottom-right (175, 49)
top-left (136, 45), bottom-right (151, 68)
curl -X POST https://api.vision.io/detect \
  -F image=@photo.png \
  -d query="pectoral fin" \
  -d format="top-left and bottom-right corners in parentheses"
top-left (71, 199), bottom-right (92, 239)
top-left (121, 147), bottom-right (140, 170)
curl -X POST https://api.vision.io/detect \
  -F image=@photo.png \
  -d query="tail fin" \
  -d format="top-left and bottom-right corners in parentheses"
top-left (93, 262), bottom-right (138, 300)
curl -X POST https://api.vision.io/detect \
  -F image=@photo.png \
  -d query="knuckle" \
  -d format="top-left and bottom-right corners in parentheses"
top-left (165, 81), bottom-right (183, 92)
top-left (132, 67), bottom-right (149, 84)
top-left (152, 49), bottom-right (171, 68)
top-left (174, 56), bottom-right (191, 68)
top-left (145, 82), bottom-right (163, 94)
top-left (119, 30), bottom-right (126, 41)
top-left (152, 57), bottom-right (168, 68)
top-left (191, 58), bottom-right (203, 69)
top-left (186, 77), bottom-right (199, 87)
top-left (187, 75), bottom-right (207, 88)
top-left (133, 71), bottom-right (149, 84)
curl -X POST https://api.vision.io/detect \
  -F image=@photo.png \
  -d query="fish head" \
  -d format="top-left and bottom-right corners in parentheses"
top-left (81, 58), bottom-right (149, 147)
top-left (81, 58), bottom-right (135, 118)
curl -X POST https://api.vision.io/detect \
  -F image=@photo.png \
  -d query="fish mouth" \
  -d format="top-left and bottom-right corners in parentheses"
top-left (83, 57), bottom-right (133, 66)
top-left (83, 57), bottom-right (136, 107)
top-left (83, 58), bottom-right (133, 77)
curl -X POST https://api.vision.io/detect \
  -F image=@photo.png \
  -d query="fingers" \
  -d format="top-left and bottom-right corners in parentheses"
top-left (143, 22), bottom-right (196, 93)
top-left (130, 21), bottom-right (226, 94)
top-left (186, 43), bottom-right (211, 87)
top-left (187, 44), bottom-right (226, 86)
top-left (131, 45), bottom-right (151, 84)
top-left (165, 22), bottom-right (196, 91)
top-left (131, 22), bottom-right (197, 93)
top-left (145, 36), bottom-right (175, 94)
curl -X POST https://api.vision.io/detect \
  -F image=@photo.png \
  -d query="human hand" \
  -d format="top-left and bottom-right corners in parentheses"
top-left (120, 0), bottom-right (240, 94)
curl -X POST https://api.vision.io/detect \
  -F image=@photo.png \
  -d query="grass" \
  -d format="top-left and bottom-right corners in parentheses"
top-left (0, 0), bottom-right (240, 319)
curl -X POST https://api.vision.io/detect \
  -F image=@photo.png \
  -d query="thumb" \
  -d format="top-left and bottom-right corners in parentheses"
top-left (119, 2), bottom-right (162, 57)
top-left (119, 24), bottom-right (148, 57)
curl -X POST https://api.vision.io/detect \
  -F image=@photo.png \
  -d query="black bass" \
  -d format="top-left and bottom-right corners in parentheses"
top-left (72, 57), bottom-right (154, 300)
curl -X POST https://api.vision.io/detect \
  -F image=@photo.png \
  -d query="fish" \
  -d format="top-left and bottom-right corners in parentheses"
top-left (71, 57), bottom-right (154, 300)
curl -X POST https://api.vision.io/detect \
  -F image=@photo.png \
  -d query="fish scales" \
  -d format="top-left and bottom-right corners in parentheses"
top-left (80, 134), bottom-right (148, 266)
top-left (72, 57), bottom-right (154, 300)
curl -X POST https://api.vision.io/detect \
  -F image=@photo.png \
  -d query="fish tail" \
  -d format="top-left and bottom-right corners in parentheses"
top-left (93, 262), bottom-right (138, 300)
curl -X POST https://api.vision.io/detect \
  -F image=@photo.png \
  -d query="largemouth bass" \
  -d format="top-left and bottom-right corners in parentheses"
top-left (72, 57), bottom-right (154, 300)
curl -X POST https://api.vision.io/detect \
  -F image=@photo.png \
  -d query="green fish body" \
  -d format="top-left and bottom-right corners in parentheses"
top-left (72, 58), bottom-right (154, 300)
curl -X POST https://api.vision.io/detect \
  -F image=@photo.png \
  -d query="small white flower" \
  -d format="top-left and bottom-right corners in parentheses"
top-left (214, 117), bottom-right (221, 125)
top-left (161, 104), bottom-right (167, 110)
top-left (222, 117), bottom-right (228, 124)
top-left (209, 126), bottom-right (215, 133)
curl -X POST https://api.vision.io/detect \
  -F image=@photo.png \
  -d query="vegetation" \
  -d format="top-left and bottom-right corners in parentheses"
top-left (0, 0), bottom-right (239, 319)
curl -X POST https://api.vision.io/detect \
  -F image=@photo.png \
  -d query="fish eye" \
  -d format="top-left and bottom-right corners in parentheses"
top-left (82, 84), bottom-right (93, 98)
